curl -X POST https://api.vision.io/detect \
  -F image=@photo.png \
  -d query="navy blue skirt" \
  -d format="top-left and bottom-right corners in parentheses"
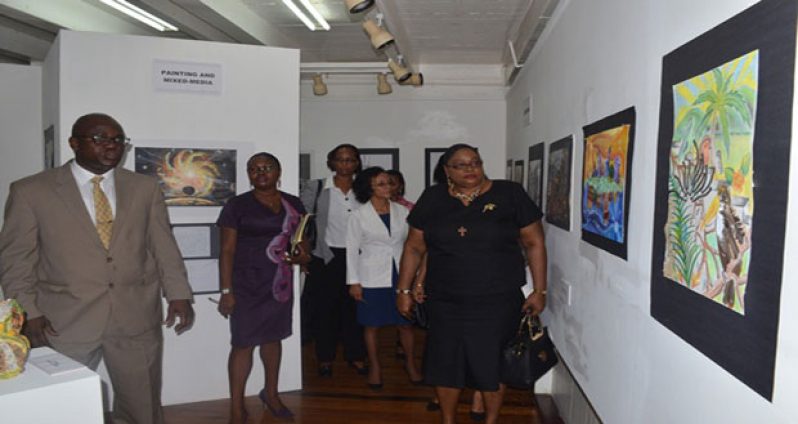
top-left (356, 264), bottom-right (410, 327)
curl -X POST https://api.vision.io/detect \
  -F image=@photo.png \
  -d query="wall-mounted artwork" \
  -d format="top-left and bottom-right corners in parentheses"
top-left (43, 125), bottom-right (55, 169)
top-left (360, 148), bottom-right (399, 171)
top-left (135, 147), bottom-right (236, 206)
top-left (425, 148), bottom-right (447, 188)
top-left (527, 143), bottom-right (545, 207)
top-left (650, 0), bottom-right (796, 401)
top-left (513, 160), bottom-right (524, 185)
top-left (545, 136), bottom-right (573, 231)
top-left (581, 107), bottom-right (635, 259)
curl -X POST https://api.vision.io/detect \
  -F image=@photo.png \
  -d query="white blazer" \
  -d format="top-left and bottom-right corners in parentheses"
top-left (346, 200), bottom-right (409, 288)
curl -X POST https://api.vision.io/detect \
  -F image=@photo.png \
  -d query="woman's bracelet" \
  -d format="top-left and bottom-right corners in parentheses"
top-left (395, 288), bottom-right (412, 295)
top-left (531, 289), bottom-right (547, 295)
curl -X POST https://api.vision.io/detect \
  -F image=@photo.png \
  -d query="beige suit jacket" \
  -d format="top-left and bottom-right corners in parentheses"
top-left (0, 163), bottom-right (193, 343)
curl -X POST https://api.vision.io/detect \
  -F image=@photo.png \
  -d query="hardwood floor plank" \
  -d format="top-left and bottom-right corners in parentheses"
top-left (164, 327), bottom-right (560, 423)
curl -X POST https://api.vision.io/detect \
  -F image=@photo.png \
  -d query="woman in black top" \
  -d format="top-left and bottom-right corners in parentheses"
top-left (397, 144), bottom-right (548, 424)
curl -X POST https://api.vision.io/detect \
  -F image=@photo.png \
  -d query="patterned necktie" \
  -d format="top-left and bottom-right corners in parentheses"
top-left (91, 175), bottom-right (113, 249)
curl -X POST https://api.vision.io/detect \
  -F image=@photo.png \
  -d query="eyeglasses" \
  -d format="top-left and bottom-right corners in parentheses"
top-left (447, 160), bottom-right (483, 171)
top-left (334, 158), bottom-right (358, 164)
top-left (372, 182), bottom-right (391, 188)
top-left (77, 134), bottom-right (130, 146)
top-left (248, 165), bottom-right (278, 174)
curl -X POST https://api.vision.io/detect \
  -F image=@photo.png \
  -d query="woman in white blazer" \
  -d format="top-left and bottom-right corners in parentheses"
top-left (347, 167), bottom-right (423, 389)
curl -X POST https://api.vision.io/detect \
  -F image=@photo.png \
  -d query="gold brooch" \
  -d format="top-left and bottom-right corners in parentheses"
top-left (482, 203), bottom-right (496, 213)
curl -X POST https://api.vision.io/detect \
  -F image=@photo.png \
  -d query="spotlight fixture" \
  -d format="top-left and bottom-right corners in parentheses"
top-left (99, 0), bottom-right (178, 31)
top-left (345, 0), bottom-right (375, 14)
top-left (398, 73), bottom-right (424, 87)
top-left (362, 14), bottom-right (395, 50)
top-left (312, 74), bottom-right (328, 96)
top-left (377, 73), bottom-right (393, 95)
top-left (387, 58), bottom-right (411, 82)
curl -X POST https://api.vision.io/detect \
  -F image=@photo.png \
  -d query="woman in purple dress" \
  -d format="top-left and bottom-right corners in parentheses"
top-left (216, 152), bottom-right (310, 424)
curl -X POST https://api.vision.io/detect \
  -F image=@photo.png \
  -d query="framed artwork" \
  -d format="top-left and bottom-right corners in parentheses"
top-left (172, 223), bottom-right (221, 294)
top-left (581, 107), bottom-right (635, 259)
top-left (360, 148), bottom-right (399, 170)
top-left (650, 0), bottom-right (796, 400)
top-left (513, 160), bottom-right (524, 185)
top-left (506, 159), bottom-right (513, 179)
top-left (135, 147), bottom-right (236, 206)
top-left (545, 136), bottom-right (573, 231)
top-left (527, 143), bottom-right (545, 207)
top-left (43, 125), bottom-right (55, 169)
top-left (425, 148), bottom-right (447, 187)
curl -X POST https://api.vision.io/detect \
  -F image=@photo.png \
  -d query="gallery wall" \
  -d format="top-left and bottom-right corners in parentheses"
top-left (0, 64), bottom-right (42, 230)
top-left (299, 82), bottom-right (507, 203)
top-left (506, 0), bottom-right (798, 423)
top-left (44, 30), bottom-right (301, 405)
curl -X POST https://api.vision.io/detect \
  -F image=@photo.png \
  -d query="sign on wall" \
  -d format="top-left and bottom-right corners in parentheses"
top-left (153, 60), bottom-right (223, 94)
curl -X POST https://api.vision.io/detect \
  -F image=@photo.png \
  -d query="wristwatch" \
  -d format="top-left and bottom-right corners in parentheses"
top-left (532, 289), bottom-right (547, 295)
top-left (221, 288), bottom-right (232, 295)
top-left (395, 288), bottom-right (412, 295)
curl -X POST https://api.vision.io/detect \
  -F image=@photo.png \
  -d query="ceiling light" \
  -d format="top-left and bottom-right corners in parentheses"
top-left (298, 0), bottom-right (330, 31)
top-left (99, 0), bottom-right (178, 31)
top-left (312, 74), bottom-right (328, 96)
top-left (398, 73), bottom-right (424, 87)
top-left (387, 58), bottom-right (411, 82)
top-left (377, 73), bottom-right (392, 95)
top-left (344, 0), bottom-right (375, 14)
top-left (362, 16), bottom-right (394, 50)
top-left (282, 0), bottom-right (316, 31)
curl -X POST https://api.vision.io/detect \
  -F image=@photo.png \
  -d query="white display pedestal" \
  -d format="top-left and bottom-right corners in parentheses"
top-left (0, 347), bottom-right (104, 424)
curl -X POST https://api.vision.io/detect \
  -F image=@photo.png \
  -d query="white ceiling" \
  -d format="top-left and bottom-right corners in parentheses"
top-left (0, 0), bottom-right (559, 84)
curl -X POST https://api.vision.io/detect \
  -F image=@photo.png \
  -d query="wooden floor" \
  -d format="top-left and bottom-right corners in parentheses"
top-left (164, 328), bottom-right (562, 423)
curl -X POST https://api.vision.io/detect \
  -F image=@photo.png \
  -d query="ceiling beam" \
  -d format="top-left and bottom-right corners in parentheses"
top-left (171, 0), bottom-right (295, 47)
top-left (135, 0), bottom-right (237, 43)
top-left (0, 10), bottom-right (54, 61)
top-left (0, 0), bottom-right (153, 34)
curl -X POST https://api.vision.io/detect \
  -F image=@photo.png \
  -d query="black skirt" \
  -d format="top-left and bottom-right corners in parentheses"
top-left (423, 289), bottom-right (524, 391)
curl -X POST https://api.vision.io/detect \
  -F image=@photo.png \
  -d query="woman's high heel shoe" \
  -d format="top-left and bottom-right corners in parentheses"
top-left (259, 389), bottom-right (294, 419)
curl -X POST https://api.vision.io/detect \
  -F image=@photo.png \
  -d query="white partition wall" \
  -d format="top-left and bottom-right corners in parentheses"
top-left (505, 0), bottom-right (798, 423)
top-left (43, 30), bottom-right (301, 405)
top-left (0, 64), bottom-right (42, 230)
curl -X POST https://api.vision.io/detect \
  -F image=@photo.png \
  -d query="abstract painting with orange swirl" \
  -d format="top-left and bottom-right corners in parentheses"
top-left (135, 147), bottom-right (236, 206)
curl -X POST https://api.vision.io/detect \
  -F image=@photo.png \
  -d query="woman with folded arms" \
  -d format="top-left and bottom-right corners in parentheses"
top-left (347, 166), bottom-right (423, 389)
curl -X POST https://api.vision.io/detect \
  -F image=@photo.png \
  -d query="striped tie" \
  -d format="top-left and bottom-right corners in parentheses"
top-left (91, 175), bottom-right (113, 250)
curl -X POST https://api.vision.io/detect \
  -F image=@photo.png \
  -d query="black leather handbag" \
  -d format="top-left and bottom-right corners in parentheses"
top-left (500, 314), bottom-right (558, 389)
top-left (411, 301), bottom-right (428, 329)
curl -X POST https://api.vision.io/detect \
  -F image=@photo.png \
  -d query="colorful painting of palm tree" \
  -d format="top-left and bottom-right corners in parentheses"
top-left (663, 49), bottom-right (758, 314)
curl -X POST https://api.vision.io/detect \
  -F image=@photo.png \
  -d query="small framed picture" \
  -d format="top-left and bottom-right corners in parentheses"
top-left (513, 160), bottom-right (524, 185)
top-left (172, 223), bottom-right (221, 294)
top-left (359, 148), bottom-right (399, 170)
top-left (424, 148), bottom-right (448, 188)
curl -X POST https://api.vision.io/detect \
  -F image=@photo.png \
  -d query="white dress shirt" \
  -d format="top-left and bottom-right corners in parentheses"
top-left (323, 175), bottom-right (357, 248)
top-left (70, 160), bottom-right (117, 225)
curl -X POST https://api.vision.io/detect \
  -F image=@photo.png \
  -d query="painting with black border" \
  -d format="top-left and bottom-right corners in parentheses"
top-left (581, 107), bottom-right (635, 260)
top-left (650, 0), bottom-right (795, 400)
top-left (545, 136), bottom-right (572, 231)
top-left (527, 143), bottom-right (545, 208)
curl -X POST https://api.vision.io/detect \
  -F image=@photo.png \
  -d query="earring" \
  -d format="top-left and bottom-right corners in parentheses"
top-left (447, 176), bottom-right (454, 189)
top-left (277, 179), bottom-right (281, 188)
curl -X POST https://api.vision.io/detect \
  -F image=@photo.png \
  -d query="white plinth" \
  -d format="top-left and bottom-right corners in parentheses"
top-left (0, 347), bottom-right (104, 424)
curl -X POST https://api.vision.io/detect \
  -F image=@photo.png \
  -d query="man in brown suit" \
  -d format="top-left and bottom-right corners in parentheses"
top-left (0, 113), bottom-right (195, 424)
